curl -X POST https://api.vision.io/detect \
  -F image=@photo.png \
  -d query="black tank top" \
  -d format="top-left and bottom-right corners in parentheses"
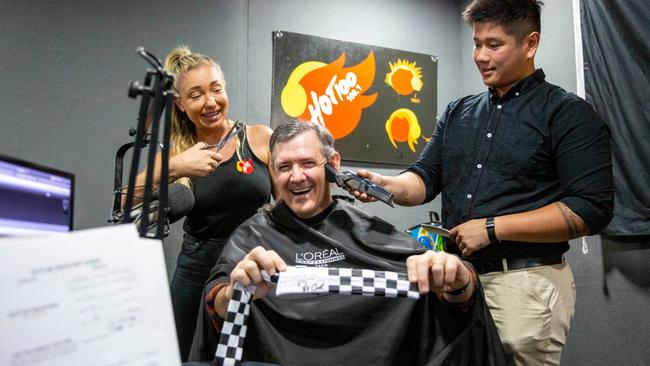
top-left (183, 124), bottom-right (272, 240)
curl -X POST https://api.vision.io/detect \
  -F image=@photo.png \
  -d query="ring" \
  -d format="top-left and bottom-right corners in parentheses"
top-left (212, 161), bottom-right (220, 170)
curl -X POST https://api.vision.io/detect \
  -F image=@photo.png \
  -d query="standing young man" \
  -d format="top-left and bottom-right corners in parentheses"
top-left (352, 1), bottom-right (613, 364)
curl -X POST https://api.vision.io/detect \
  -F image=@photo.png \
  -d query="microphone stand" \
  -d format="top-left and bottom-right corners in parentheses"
top-left (108, 128), bottom-right (149, 224)
top-left (110, 47), bottom-right (175, 239)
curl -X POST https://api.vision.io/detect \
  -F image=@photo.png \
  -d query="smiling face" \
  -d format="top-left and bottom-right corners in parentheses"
top-left (472, 22), bottom-right (538, 96)
top-left (272, 130), bottom-right (340, 219)
top-left (175, 63), bottom-right (229, 135)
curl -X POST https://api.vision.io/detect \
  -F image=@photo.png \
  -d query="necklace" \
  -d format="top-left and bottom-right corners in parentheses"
top-left (205, 120), bottom-right (240, 151)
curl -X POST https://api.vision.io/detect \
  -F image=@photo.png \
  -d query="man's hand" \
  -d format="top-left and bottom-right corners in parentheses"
top-left (406, 251), bottom-right (472, 300)
top-left (347, 170), bottom-right (426, 207)
top-left (347, 169), bottom-right (385, 203)
top-left (216, 246), bottom-right (287, 318)
top-left (450, 218), bottom-right (492, 256)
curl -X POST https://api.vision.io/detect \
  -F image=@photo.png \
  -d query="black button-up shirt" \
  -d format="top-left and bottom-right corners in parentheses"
top-left (407, 69), bottom-right (613, 259)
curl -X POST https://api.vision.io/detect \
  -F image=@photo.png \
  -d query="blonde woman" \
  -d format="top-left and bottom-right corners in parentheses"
top-left (134, 46), bottom-right (273, 360)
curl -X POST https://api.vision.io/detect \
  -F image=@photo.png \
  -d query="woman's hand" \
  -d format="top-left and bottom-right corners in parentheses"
top-left (170, 142), bottom-right (223, 179)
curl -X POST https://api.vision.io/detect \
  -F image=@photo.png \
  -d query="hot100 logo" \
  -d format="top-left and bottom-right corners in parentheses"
top-left (280, 51), bottom-right (429, 153)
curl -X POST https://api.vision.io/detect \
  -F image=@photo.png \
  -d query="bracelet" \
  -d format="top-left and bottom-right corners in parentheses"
top-left (486, 216), bottom-right (498, 244)
top-left (445, 279), bottom-right (470, 296)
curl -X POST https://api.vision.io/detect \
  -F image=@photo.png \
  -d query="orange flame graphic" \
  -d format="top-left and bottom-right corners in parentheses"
top-left (281, 51), bottom-right (378, 139)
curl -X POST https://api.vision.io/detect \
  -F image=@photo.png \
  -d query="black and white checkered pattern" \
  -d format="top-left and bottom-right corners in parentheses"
top-left (213, 267), bottom-right (418, 365)
top-left (213, 272), bottom-right (279, 366)
top-left (212, 282), bottom-right (252, 366)
top-left (327, 267), bottom-right (420, 299)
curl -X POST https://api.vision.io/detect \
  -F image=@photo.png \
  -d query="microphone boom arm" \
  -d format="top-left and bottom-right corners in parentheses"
top-left (112, 48), bottom-right (176, 239)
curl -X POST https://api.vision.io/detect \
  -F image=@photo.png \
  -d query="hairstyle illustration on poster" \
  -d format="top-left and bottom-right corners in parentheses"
top-left (271, 31), bottom-right (438, 166)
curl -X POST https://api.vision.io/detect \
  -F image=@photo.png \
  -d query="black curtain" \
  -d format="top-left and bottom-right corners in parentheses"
top-left (580, 0), bottom-right (650, 235)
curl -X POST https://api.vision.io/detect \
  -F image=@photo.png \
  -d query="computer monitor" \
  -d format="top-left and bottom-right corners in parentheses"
top-left (0, 154), bottom-right (74, 236)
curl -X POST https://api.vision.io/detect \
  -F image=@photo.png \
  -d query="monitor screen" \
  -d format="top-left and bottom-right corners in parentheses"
top-left (0, 154), bottom-right (74, 236)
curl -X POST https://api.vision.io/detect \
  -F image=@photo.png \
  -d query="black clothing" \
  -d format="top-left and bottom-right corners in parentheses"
top-left (172, 126), bottom-right (272, 360)
top-left (190, 200), bottom-right (507, 366)
top-left (183, 128), bottom-right (272, 240)
top-left (407, 69), bottom-right (613, 259)
top-left (171, 234), bottom-right (226, 361)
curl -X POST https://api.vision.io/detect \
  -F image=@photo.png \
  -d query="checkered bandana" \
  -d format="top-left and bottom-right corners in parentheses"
top-left (213, 266), bottom-right (420, 365)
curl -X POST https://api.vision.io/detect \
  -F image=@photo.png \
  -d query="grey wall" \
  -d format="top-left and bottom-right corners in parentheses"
top-left (0, 0), bottom-right (252, 278)
top-left (1, 0), bottom-right (648, 364)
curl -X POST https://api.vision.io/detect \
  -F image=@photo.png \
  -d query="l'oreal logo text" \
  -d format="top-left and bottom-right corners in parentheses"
top-left (295, 248), bottom-right (345, 266)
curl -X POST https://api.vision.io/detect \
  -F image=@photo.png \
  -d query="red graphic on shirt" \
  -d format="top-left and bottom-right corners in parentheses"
top-left (236, 159), bottom-right (254, 175)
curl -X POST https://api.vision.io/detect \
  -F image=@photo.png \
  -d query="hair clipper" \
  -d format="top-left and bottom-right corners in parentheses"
top-left (325, 165), bottom-right (394, 207)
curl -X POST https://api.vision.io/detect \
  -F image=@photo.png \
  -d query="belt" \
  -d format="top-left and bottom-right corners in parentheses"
top-left (468, 255), bottom-right (564, 275)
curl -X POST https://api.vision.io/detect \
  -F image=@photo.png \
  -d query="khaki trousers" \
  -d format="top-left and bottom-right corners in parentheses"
top-left (480, 260), bottom-right (576, 366)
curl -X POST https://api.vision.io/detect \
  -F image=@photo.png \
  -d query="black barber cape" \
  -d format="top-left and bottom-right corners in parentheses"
top-left (189, 200), bottom-right (506, 365)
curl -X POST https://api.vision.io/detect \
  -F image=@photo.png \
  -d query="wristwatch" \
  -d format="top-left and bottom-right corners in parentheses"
top-left (486, 217), bottom-right (498, 244)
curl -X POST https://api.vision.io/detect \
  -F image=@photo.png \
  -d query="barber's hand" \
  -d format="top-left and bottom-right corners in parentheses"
top-left (225, 246), bottom-right (287, 301)
top-left (170, 142), bottom-right (223, 178)
top-left (348, 169), bottom-right (384, 203)
top-left (406, 251), bottom-right (470, 295)
top-left (449, 218), bottom-right (491, 256)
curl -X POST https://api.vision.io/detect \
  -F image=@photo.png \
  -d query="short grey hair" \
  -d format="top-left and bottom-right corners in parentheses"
top-left (269, 120), bottom-right (336, 168)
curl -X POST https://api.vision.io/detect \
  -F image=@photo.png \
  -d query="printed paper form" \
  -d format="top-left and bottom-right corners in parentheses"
top-left (0, 225), bottom-right (181, 366)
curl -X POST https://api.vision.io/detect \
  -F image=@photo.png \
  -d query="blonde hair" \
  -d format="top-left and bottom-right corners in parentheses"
top-left (164, 46), bottom-right (224, 187)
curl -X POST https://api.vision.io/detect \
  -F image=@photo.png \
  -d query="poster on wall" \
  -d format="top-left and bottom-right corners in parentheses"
top-left (271, 31), bottom-right (438, 166)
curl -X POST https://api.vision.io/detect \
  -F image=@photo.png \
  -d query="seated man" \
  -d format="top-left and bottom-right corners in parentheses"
top-left (188, 120), bottom-right (506, 365)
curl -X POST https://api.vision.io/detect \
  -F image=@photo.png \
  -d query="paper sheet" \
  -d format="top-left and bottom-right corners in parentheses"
top-left (0, 225), bottom-right (180, 366)
top-left (275, 266), bottom-right (332, 295)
